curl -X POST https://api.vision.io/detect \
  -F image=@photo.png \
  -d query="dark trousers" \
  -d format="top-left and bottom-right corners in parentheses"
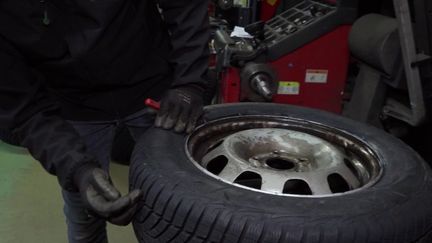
top-left (62, 109), bottom-right (154, 243)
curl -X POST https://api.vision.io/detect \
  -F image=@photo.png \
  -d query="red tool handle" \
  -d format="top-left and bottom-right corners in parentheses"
top-left (145, 98), bottom-right (161, 110)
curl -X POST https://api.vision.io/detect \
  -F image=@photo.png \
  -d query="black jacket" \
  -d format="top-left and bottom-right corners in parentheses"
top-left (0, 0), bottom-right (209, 191)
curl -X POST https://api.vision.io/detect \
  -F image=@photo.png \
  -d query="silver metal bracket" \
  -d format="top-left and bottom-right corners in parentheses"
top-left (386, 0), bottom-right (427, 126)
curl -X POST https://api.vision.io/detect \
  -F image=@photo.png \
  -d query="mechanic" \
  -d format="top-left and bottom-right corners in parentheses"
top-left (0, 0), bottom-right (209, 242)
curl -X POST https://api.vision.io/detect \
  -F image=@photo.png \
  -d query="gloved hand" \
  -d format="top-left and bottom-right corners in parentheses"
top-left (155, 86), bottom-right (204, 133)
top-left (74, 165), bottom-right (142, 226)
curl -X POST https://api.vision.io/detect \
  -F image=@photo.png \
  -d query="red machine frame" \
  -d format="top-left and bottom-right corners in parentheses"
top-left (220, 26), bottom-right (351, 114)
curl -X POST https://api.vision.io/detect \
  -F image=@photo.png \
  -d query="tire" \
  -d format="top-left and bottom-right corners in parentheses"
top-left (130, 103), bottom-right (432, 243)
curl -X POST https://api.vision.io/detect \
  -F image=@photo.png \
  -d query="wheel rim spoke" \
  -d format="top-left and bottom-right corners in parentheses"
top-left (260, 171), bottom-right (289, 193)
top-left (201, 144), bottom-right (226, 168)
top-left (305, 174), bottom-right (333, 195)
top-left (337, 164), bottom-right (361, 189)
top-left (218, 160), bottom-right (246, 182)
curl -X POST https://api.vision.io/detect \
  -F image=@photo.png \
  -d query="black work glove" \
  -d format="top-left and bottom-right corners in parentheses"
top-left (74, 165), bottom-right (142, 226)
top-left (155, 86), bottom-right (204, 133)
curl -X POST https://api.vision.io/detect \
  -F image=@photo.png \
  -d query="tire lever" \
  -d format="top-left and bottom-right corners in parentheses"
top-left (145, 98), bottom-right (207, 126)
top-left (145, 98), bottom-right (161, 111)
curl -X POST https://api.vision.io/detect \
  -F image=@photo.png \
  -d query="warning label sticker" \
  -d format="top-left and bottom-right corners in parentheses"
top-left (277, 82), bottom-right (300, 95)
top-left (305, 69), bottom-right (328, 83)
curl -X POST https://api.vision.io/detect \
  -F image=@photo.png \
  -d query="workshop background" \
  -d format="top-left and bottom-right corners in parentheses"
top-left (1, 0), bottom-right (432, 242)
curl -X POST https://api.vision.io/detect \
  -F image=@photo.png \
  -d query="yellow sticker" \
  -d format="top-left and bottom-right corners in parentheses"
top-left (266, 0), bottom-right (278, 6)
top-left (278, 82), bottom-right (300, 95)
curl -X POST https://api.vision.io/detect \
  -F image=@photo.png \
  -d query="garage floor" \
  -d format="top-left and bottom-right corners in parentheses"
top-left (0, 141), bottom-right (138, 243)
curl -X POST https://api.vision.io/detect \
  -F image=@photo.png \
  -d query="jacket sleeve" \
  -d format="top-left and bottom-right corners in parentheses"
top-left (157, 0), bottom-right (210, 89)
top-left (0, 37), bottom-right (99, 192)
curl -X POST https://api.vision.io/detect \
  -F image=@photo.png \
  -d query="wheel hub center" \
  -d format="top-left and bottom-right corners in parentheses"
top-left (265, 157), bottom-right (296, 170)
top-left (248, 151), bottom-right (309, 171)
top-left (225, 128), bottom-right (339, 173)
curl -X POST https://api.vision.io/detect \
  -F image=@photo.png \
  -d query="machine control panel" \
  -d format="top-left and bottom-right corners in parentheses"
top-left (263, 0), bottom-right (358, 61)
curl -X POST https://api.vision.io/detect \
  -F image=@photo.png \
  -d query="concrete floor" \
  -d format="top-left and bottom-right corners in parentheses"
top-left (0, 141), bottom-right (138, 243)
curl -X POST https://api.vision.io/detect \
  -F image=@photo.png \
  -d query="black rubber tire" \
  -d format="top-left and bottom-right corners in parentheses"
top-left (130, 103), bottom-right (432, 243)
